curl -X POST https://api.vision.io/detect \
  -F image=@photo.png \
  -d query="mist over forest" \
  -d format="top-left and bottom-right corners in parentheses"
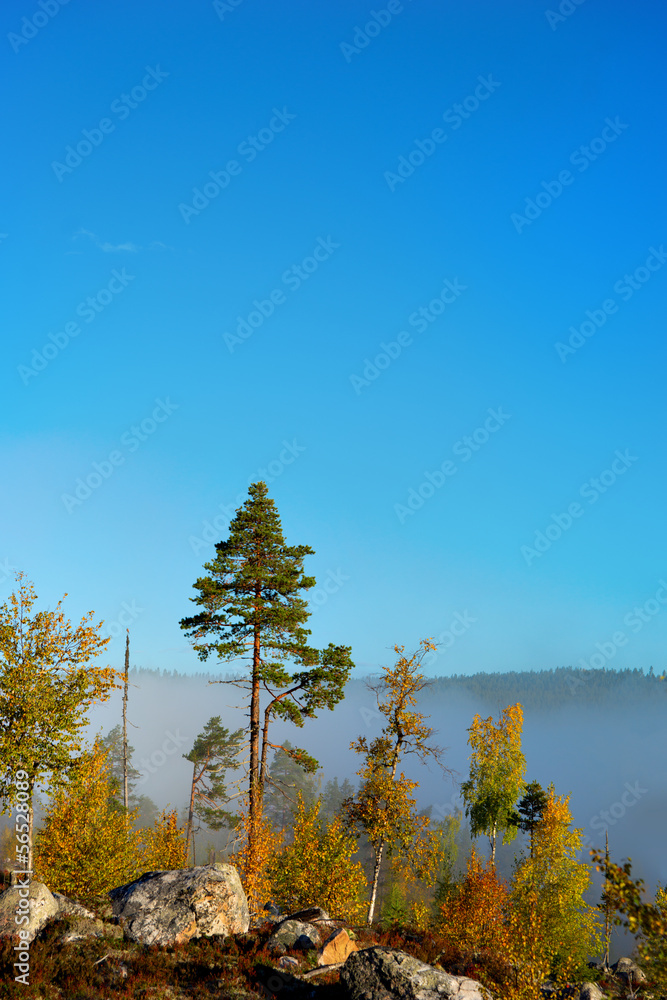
top-left (84, 663), bottom-right (666, 906)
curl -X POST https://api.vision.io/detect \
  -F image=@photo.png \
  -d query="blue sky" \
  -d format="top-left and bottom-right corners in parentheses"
top-left (1, 0), bottom-right (665, 678)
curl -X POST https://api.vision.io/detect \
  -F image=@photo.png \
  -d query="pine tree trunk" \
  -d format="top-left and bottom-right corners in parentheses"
top-left (250, 615), bottom-right (261, 833)
top-left (367, 841), bottom-right (385, 925)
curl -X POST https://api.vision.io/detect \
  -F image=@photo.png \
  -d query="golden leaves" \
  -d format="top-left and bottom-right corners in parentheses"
top-left (512, 787), bottom-right (600, 981)
top-left (0, 575), bottom-right (119, 808)
top-left (33, 739), bottom-right (144, 905)
top-left (230, 803), bottom-right (284, 919)
top-left (438, 848), bottom-right (509, 962)
top-left (142, 809), bottom-right (188, 870)
top-left (268, 794), bottom-right (367, 922)
top-left (34, 741), bottom-right (190, 906)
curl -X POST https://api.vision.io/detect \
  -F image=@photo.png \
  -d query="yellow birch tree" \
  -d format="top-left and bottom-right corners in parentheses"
top-left (33, 738), bottom-right (144, 904)
top-left (344, 640), bottom-right (447, 924)
top-left (512, 786), bottom-right (601, 980)
top-left (268, 793), bottom-right (367, 922)
top-left (141, 808), bottom-right (188, 870)
top-left (0, 574), bottom-right (119, 871)
top-left (460, 703), bottom-right (526, 864)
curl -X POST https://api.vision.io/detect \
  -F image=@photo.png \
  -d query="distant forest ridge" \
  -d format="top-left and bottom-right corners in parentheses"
top-left (127, 665), bottom-right (666, 710)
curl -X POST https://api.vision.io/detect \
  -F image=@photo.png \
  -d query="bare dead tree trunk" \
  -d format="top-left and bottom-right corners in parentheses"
top-left (603, 830), bottom-right (611, 971)
top-left (122, 631), bottom-right (130, 815)
top-left (186, 760), bottom-right (197, 863)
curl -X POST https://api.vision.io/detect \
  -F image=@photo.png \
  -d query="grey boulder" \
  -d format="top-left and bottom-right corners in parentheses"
top-left (108, 862), bottom-right (249, 946)
top-left (612, 957), bottom-right (646, 985)
top-left (58, 916), bottom-right (107, 944)
top-left (267, 918), bottom-right (322, 953)
top-left (579, 983), bottom-right (607, 1000)
top-left (0, 880), bottom-right (59, 943)
top-left (341, 947), bottom-right (493, 1000)
top-left (51, 890), bottom-right (98, 920)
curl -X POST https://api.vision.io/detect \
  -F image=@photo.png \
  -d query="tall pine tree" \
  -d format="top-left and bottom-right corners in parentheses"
top-left (180, 481), bottom-right (353, 854)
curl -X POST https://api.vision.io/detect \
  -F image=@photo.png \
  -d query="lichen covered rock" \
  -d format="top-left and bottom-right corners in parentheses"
top-left (0, 880), bottom-right (59, 943)
top-left (108, 862), bottom-right (249, 946)
top-left (267, 917), bottom-right (322, 953)
top-left (341, 947), bottom-right (493, 1000)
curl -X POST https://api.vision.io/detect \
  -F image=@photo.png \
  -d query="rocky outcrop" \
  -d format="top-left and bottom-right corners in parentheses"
top-left (287, 906), bottom-right (331, 925)
top-left (341, 947), bottom-right (493, 1000)
top-left (612, 957), bottom-right (646, 986)
top-left (0, 880), bottom-right (59, 943)
top-left (578, 983), bottom-right (606, 1000)
top-left (58, 916), bottom-right (107, 944)
top-left (267, 918), bottom-right (322, 953)
top-left (51, 891), bottom-right (98, 921)
top-left (108, 863), bottom-right (249, 946)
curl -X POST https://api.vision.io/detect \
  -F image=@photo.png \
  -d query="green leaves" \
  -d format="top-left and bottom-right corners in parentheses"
top-left (0, 574), bottom-right (118, 870)
top-left (591, 851), bottom-right (667, 989)
top-left (461, 703), bottom-right (526, 861)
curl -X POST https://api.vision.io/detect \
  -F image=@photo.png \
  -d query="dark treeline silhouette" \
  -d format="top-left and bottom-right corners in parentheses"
top-left (127, 665), bottom-right (666, 711)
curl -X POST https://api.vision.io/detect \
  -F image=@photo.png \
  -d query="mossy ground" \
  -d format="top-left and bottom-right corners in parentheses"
top-left (0, 914), bottom-right (654, 1000)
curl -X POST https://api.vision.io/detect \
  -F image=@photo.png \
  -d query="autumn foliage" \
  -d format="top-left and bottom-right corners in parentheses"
top-left (592, 851), bottom-right (667, 992)
top-left (33, 739), bottom-right (144, 905)
top-left (461, 703), bottom-right (526, 864)
top-left (344, 640), bottom-right (446, 924)
top-left (512, 785), bottom-right (600, 981)
top-left (438, 848), bottom-right (509, 967)
top-left (33, 742), bottom-right (189, 905)
top-left (230, 803), bottom-right (284, 920)
top-left (0, 575), bottom-right (118, 870)
top-left (268, 794), bottom-right (367, 922)
top-left (0, 570), bottom-right (644, 995)
top-left (437, 741), bottom-right (602, 995)
top-left (141, 808), bottom-right (188, 871)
